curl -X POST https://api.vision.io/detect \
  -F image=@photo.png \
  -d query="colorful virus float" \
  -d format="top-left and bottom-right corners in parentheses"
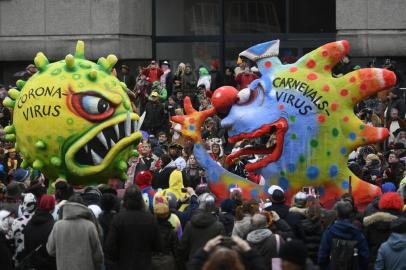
top-left (173, 40), bottom-right (396, 207)
top-left (3, 41), bottom-right (143, 185)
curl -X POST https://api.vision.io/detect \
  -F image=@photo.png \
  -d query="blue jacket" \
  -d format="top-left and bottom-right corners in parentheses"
top-left (318, 219), bottom-right (369, 270)
top-left (375, 233), bottom-right (406, 270)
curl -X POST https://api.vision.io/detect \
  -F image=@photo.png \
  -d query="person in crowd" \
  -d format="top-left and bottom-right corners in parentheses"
top-left (169, 143), bottom-right (187, 171)
top-left (224, 66), bottom-right (237, 88)
top-left (52, 179), bottom-right (73, 220)
top-left (22, 195), bottom-right (56, 270)
top-left (318, 201), bottom-right (369, 270)
top-left (154, 132), bottom-right (169, 156)
top-left (136, 141), bottom-right (160, 173)
top-left (179, 192), bottom-right (224, 264)
top-left (81, 186), bottom-right (102, 218)
top-left (246, 213), bottom-right (285, 269)
top-left (120, 64), bottom-right (135, 91)
top-left (173, 62), bottom-right (185, 90)
top-left (142, 60), bottom-right (163, 85)
top-left (152, 154), bottom-right (177, 189)
top-left (0, 209), bottom-right (14, 270)
top-left (209, 59), bottom-right (223, 91)
top-left (183, 154), bottom-right (201, 189)
top-left (362, 153), bottom-right (383, 185)
top-left (143, 92), bottom-right (167, 136)
top-left (190, 235), bottom-right (266, 270)
top-left (165, 95), bottom-right (181, 118)
top-left (289, 192), bottom-right (308, 236)
top-left (198, 96), bottom-right (212, 112)
top-left (208, 138), bottom-right (225, 167)
top-left (202, 117), bottom-right (225, 140)
top-left (164, 170), bottom-right (187, 202)
top-left (197, 67), bottom-right (211, 93)
top-left (364, 182), bottom-right (397, 216)
top-left (383, 151), bottom-right (405, 187)
top-left (385, 88), bottom-right (405, 123)
top-left (280, 240), bottom-right (318, 270)
top-left (218, 198), bottom-right (236, 236)
top-left (98, 193), bottom-right (118, 247)
top-left (363, 192), bottom-right (403, 269)
top-left (105, 185), bottom-right (162, 270)
top-left (20, 64), bottom-right (38, 80)
top-left (160, 60), bottom-right (174, 96)
top-left (149, 80), bottom-right (168, 101)
top-left (181, 63), bottom-right (197, 98)
top-left (47, 200), bottom-right (103, 270)
top-left (232, 200), bottom-right (259, 239)
top-left (375, 217), bottom-right (406, 270)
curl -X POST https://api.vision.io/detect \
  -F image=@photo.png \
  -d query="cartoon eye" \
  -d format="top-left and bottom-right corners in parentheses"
top-left (72, 93), bottom-right (115, 122)
top-left (237, 88), bottom-right (251, 104)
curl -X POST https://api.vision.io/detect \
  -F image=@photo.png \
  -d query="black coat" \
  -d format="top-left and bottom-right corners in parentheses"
top-left (152, 165), bottom-right (176, 189)
top-left (0, 231), bottom-right (13, 270)
top-left (298, 218), bottom-right (323, 264)
top-left (218, 212), bottom-right (235, 236)
top-left (105, 209), bottom-right (162, 270)
top-left (265, 203), bottom-right (300, 237)
top-left (178, 210), bottom-right (225, 261)
top-left (98, 211), bottom-right (116, 247)
top-left (23, 209), bottom-right (56, 270)
top-left (143, 101), bottom-right (166, 131)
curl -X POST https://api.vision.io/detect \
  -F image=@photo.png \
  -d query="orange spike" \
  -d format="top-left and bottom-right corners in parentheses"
top-left (336, 68), bottom-right (396, 104)
top-left (297, 40), bottom-right (350, 73)
top-left (359, 125), bottom-right (389, 145)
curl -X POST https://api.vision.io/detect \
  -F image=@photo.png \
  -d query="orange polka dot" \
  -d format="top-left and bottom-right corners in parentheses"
top-left (306, 60), bottom-right (316, 68)
top-left (340, 89), bottom-right (348, 96)
top-left (323, 85), bottom-right (330, 92)
top-left (265, 61), bottom-right (272, 68)
top-left (349, 76), bottom-right (356, 83)
top-left (331, 103), bottom-right (338, 111)
top-left (317, 114), bottom-right (326, 123)
top-left (307, 73), bottom-right (318, 80)
top-left (343, 116), bottom-right (349, 122)
top-left (290, 67), bottom-right (298, 73)
top-left (321, 50), bottom-right (329, 57)
top-left (324, 65), bottom-right (331, 71)
top-left (189, 118), bottom-right (195, 124)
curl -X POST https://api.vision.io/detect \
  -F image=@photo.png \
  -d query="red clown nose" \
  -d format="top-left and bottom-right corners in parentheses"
top-left (211, 86), bottom-right (239, 114)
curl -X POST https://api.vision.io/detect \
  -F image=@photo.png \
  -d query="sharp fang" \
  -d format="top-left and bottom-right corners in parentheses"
top-left (138, 112), bottom-right (146, 129)
top-left (114, 124), bottom-right (120, 139)
top-left (125, 112), bottom-right (131, 137)
top-left (90, 149), bottom-right (103, 165)
top-left (133, 120), bottom-right (138, 132)
top-left (84, 144), bottom-right (89, 153)
top-left (96, 132), bottom-right (108, 149)
top-left (110, 139), bottom-right (116, 147)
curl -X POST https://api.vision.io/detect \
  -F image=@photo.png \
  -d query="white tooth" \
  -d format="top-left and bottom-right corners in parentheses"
top-left (133, 120), bottom-right (138, 132)
top-left (110, 139), bottom-right (116, 147)
top-left (84, 144), bottom-right (89, 153)
top-left (114, 124), bottom-right (120, 139)
top-left (90, 149), bottom-right (103, 165)
top-left (138, 112), bottom-right (146, 129)
top-left (125, 112), bottom-right (131, 137)
top-left (96, 132), bottom-right (108, 149)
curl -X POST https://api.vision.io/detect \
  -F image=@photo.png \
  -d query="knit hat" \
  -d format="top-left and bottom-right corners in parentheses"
top-left (39, 195), bottom-right (56, 212)
top-left (379, 192), bottom-right (404, 212)
top-left (271, 189), bottom-right (286, 204)
top-left (279, 240), bottom-right (308, 266)
top-left (135, 170), bottom-right (153, 190)
top-left (391, 217), bottom-right (406, 233)
top-left (220, 199), bottom-right (236, 214)
top-left (153, 192), bottom-right (169, 218)
top-left (13, 168), bottom-right (30, 183)
top-left (381, 182), bottom-right (396, 193)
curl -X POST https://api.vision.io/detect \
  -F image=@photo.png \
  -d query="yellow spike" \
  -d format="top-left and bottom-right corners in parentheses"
top-left (65, 54), bottom-right (75, 70)
top-left (4, 125), bottom-right (15, 134)
top-left (34, 52), bottom-right (49, 72)
top-left (5, 134), bottom-right (16, 141)
top-left (3, 97), bottom-right (15, 108)
top-left (120, 172), bottom-right (128, 180)
top-left (88, 69), bottom-right (98, 81)
top-left (8, 89), bottom-right (20, 100)
top-left (50, 157), bottom-right (62, 167)
top-left (117, 160), bottom-right (127, 171)
top-left (21, 160), bottom-right (29, 169)
top-left (33, 159), bottom-right (44, 170)
top-left (97, 57), bottom-right (108, 70)
top-left (75, 40), bottom-right (85, 59)
top-left (35, 140), bottom-right (47, 150)
top-left (16, 80), bottom-right (26, 90)
top-left (106, 54), bottom-right (118, 70)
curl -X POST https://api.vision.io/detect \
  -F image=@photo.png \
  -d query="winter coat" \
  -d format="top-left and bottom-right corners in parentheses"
top-left (266, 203), bottom-right (300, 237)
top-left (98, 210), bottom-right (116, 247)
top-left (270, 218), bottom-right (294, 241)
top-left (152, 164), bottom-right (176, 189)
top-left (143, 101), bottom-right (166, 131)
top-left (178, 210), bottom-right (225, 261)
top-left (246, 228), bottom-right (284, 269)
top-left (181, 71), bottom-right (197, 97)
top-left (298, 218), bottom-right (323, 264)
top-left (288, 206), bottom-right (307, 238)
top-left (318, 219), bottom-right (369, 270)
top-left (232, 215), bottom-right (252, 239)
top-left (46, 203), bottom-right (104, 270)
top-left (0, 231), bottom-right (13, 270)
top-left (375, 233), bottom-right (406, 270)
top-left (363, 211), bottom-right (399, 269)
top-left (189, 248), bottom-right (266, 270)
top-left (364, 196), bottom-right (380, 217)
top-left (105, 208), bottom-right (162, 270)
top-left (218, 212), bottom-right (234, 236)
top-left (23, 209), bottom-right (56, 270)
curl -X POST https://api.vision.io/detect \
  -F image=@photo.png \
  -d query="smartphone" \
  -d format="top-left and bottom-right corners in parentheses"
top-left (181, 188), bottom-right (187, 193)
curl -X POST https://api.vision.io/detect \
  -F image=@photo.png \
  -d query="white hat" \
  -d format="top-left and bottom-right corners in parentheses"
top-left (267, 185), bottom-right (283, 195)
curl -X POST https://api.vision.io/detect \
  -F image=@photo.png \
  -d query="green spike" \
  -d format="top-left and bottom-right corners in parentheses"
top-left (16, 80), bottom-right (26, 90)
top-left (88, 69), bottom-right (98, 81)
top-left (65, 54), bottom-right (75, 70)
top-left (50, 157), bottom-right (62, 167)
top-left (75, 40), bottom-right (85, 59)
top-left (4, 125), bottom-right (15, 134)
top-left (106, 54), bottom-right (118, 70)
top-left (33, 159), bottom-right (44, 170)
top-left (5, 134), bottom-right (16, 141)
top-left (21, 160), bottom-right (29, 169)
top-left (3, 97), bottom-right (15, 108)
top-left (119, 172), bottom-right (128, 180)
top-left (34, 52), bottom-right (49, 72)
top-left (8, 89), bottom-right (20, 100)
top-left (117, 160), bottom-right (127, 171)
top-left (35, 140), bottom-right (47, 150)
top-left (120, 82), bottom-right (127, 90)
top-left (97, 57), bottom-right (108, 70)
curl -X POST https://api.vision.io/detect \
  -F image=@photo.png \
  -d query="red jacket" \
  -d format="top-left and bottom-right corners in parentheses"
top-left (142, 67), bottom-right (163, 83)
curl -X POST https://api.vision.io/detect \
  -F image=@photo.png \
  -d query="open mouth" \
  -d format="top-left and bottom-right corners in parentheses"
top-left (65, 112), bottom-right (143, 174)
top-left (226, 118), bottom-right (288, 171)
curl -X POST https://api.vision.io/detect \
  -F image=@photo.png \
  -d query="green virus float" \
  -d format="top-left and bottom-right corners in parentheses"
top-left (3, 41), bottom-right (143, 185)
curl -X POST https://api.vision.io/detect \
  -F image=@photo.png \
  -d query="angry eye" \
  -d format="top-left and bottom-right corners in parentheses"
top-left (72, 93), bottom-right (115, 121)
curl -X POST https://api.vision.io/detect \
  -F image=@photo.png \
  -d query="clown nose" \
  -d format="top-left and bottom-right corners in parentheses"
top-left (211, 86), bottom-right (239, 114)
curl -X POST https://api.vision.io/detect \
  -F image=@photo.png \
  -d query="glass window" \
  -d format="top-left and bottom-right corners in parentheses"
top-left (289, 0), bottom-right (336, 33)
top-left (225, 0), bottom-right (286, 34)
top-left (156, 0), bottom-right (220, 36)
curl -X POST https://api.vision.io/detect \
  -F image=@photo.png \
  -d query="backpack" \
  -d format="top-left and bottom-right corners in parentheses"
top-left (329, 238), bottom-right (359, 270)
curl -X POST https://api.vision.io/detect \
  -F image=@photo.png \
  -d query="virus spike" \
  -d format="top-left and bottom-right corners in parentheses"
top-left (50, 157), bottom-right (62, 167)
top-left (106, 54), bottom-right (118, 69)
top-left (8, 88), bottom-right (20, 100)
top-left (33, 159), bottom-right (44, 170)
top-left (88, 69), bottom-right (98, 81)
top-left (34, 52), bottom-right (49, 72)
top-left (117, 160), bottom-right (127, 171)
top-left (35, 140), bottom-right (47, 150)
top-left (120, 82), bottom-right (128, 90)
top-left (98, 55), bottom-right (118, 72)
top-left (20, 160), bottom-right (29, 169)
top-left (360, 126), bottom-right (389, 146)
top-left (97, 57), bottom-right (108, 70)
top-left (5, 134), bottom-right (16, 141)
top-left (65, 54), bottom-right (75, 70)
top-left (336, 68), bottom-right (397, 104)
top-left (3, 97), bottom-right (15, 109)
top-left (75, 40), bottom-right (85, 59)
top-left (16, 80), bottom-right (26, 90)
top-left (298, 40), bottom-right (350, 74)
top-left (120, 172), bottom-right (128, 180)
top-left (4, 125), bottom-right (15, 134)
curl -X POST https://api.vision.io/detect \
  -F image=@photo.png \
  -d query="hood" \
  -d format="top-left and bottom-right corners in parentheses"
top-left (190, 210), bottom-right (217, 228)
top-left (363, 211), bottom-right (398, 227)
top-left (247, 228), bottom-right (272, 244)
top-left (61, 202), bottom-right (94, 221)
top-left (388, 233), bottom-right (406, 251)
top-left (165, 170), bottom-right (185, 200)
top-left (199, 67), bottom-right (209, 76)
top-left (330, 219), bottom-right (362, 239)
top-left (30, 209), bottom-right (54, 225)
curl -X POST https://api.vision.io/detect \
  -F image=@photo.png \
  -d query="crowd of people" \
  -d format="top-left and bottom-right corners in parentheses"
top-left (0, 55), bottom-right (405, 270)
